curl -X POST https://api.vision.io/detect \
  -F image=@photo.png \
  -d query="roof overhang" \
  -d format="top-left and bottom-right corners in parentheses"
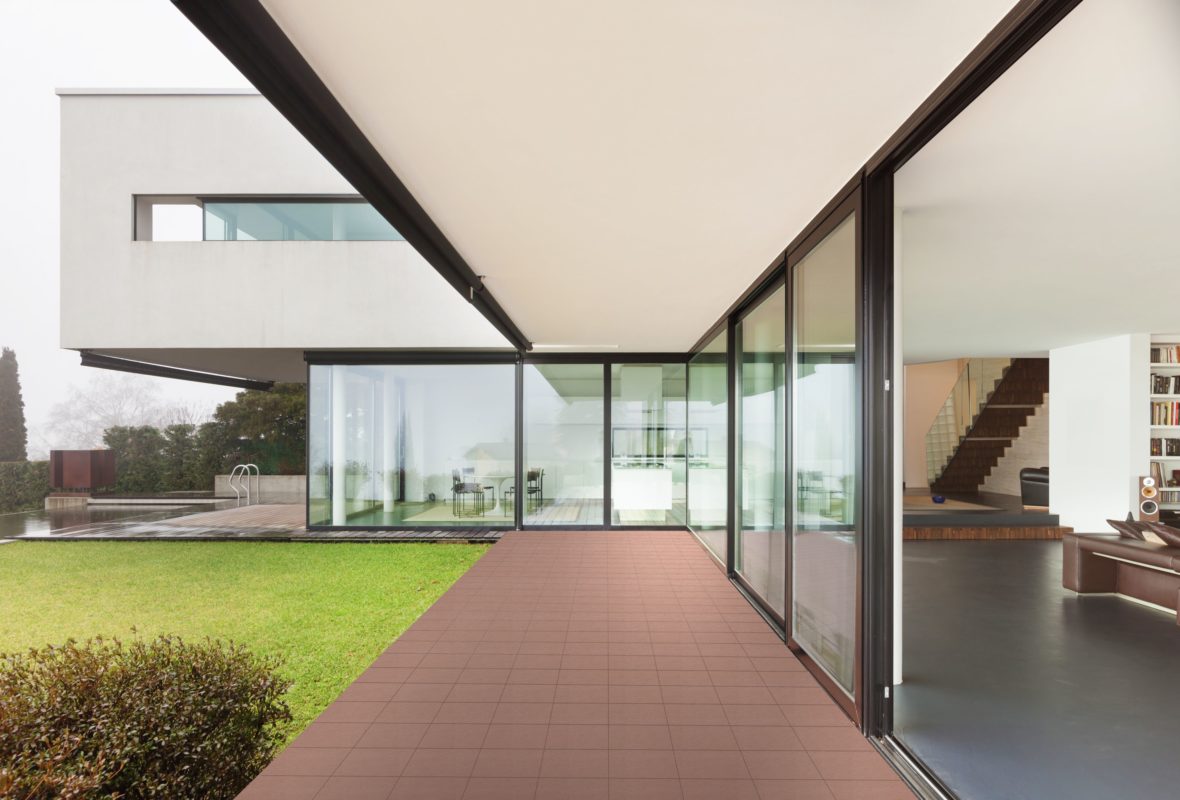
top-left (172, 0), bottom-right (1022, 352)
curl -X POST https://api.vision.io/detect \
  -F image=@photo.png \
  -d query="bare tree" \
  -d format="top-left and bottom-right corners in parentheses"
top-left (41, 373), bottom-right (215, 450)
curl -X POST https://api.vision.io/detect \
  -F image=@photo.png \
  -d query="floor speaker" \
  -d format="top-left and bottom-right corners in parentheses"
top-left (1139, 476), bottom-right (1160, 523)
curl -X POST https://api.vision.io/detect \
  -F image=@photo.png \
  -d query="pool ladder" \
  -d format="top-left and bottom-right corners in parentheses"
top-left (228, 464), bottom-right (260, 507)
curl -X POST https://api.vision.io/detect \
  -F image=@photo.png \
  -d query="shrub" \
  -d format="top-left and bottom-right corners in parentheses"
top-left (0, 635), bottom-right (292, 799)
top-left (0, 461), bottom-right (49, 514)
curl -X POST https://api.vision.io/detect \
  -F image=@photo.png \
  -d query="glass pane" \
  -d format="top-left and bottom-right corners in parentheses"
top-left (688, 332), bottom-right (728, 559)
top-left (737, 285), bottom-right (787, 616)
top-left (610, 364), bottom-right (687, 526)
top-left (524, 364), bottom-right (604, 524)
top-left (791, 214), bottom-right (858, 694)
top-left (203, 201), bottom-right (403, 241)
top-left (308, 363), bottom-right (515, 527)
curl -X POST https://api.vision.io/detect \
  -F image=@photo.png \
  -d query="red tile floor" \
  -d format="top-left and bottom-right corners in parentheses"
top-left (239, 532), bottom-right (914, 800)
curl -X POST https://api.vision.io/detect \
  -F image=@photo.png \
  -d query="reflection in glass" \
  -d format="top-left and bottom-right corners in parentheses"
top-left (523, 364), bottom-right (604, 524)
top-left (611, 364), bottom-right (687, 525)
top-left (688, 332), bottom-right (728, 560)
top-left (204, 201), bottom-right (403, 241)
top-left (737, 286), bottom-right (787, 616)
top-left (791, 214), bottom-right (858, 693)
top-left (308, 363), bottom-right (515, 527)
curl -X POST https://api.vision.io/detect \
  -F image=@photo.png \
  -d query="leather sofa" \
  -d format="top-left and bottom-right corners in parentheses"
top-left (1063, 531), bottom-right (1180, 623)
top-left (1020, 467), bottom-right (1049, 508)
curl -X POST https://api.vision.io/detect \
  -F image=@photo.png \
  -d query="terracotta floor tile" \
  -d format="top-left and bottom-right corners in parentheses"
top-left (356, 723), bottom-right (429, 750)
top-left (607, 778), bottom-right (682, 800)
top-left (237, 775), bottom-right (325, 799)
top-left (674, 749), bottom-right (750, 779)
top-left (536, 776), bottom-right (608, 800)
top-left (795, 727), bottom-right (872, 752)
top-left (261, 747), bottom-right (349, 777)
top-left (402, 748), bottom-right (480, 777)
top-left (492, 702), bottom-right (552, 725)
top-left (732, 725), bottom-right (805, 752)
top-left (608, 749), bottom-right (678, 778)
top-left (447, 684), bottom-right (505, 703)
top-left (388, 776), bottom-right (468, 800)
top-left (237, 533), bottom-right (912, 799)
top-left (808, 753), bottom-right (898, 782)
top-left (540, 749), bottom-right (610, 777)
top-left (682, 778), bottom-right (760, 800)
top-left (394, 683), bottom-right (455, 702)
top-left (555, 684), bottom-right (608, 703)
top-left (312, 775), bottom-right (398, 800)
top-left (419, 723), bottom-right (490, 749)
top-left (378, 702), bottom-right (443, 724)
top-left (608, 724), bottom-right (673, 750)
top-left (471, 748), bottom-right (544, 777)
top-left (462, 777), bottom-right (539, 800)
top-left (501, 684), bottom-right (557, 703)
top-left (668, 725), bottom-right (739, 751)
top-left (434, 703), bottom-right (498, 724)
top-left (333, 747), bottom-right (413, 777)
top-left (608, 703), bottom-right (667, 725)
top-left (753, 779), bottom-right (836, 799)
top-left (659, 686), bottom-right (720, 705)
top-left (289, 723), bottom-right (369, 749)
top-left (547, 724), bottom-right (609, 750)
top-left (483, 724), bottom-right (549, 749)
top-left (550, 703), bottom-right (609, 725)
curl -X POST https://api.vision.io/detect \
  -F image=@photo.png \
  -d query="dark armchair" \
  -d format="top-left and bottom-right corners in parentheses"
top-left (1020, 467), bottom-right (1049, 508)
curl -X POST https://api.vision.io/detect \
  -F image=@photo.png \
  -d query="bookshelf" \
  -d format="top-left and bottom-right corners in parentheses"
top-left (1150, 338), bottom-right (1180, 509)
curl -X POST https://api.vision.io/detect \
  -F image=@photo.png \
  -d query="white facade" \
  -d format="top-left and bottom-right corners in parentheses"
top-left (59, 90), bottom-right (507, 383)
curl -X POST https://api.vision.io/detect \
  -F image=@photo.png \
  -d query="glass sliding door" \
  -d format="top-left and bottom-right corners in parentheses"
top-left (688, 332), bottom-right (728, 560)
top-left (737, 285), bottom-right (787, 618)
top-left (790, 213), bottom-right (859, 696)
top-left (308, 363), bottom-right (516, 528)
top-left (523, 364), bottom-right (605, 525)
top-left (610, 363), bottom-right (687, 526)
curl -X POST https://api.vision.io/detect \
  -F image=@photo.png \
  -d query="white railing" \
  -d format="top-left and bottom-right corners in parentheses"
top-left (228, 463), bottom-right (260, 507)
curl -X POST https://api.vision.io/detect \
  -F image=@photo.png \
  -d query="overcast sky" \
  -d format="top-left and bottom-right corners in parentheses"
top-left (0, 0), bottom-right (254, 449)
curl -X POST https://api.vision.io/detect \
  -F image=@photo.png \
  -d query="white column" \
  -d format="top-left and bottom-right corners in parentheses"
top-left (383, 373), bottom-right (398, 512)
top-left (331, 366), bottom-right (348, 526)
top-left (1050, 334), bottom-right (1149, 531)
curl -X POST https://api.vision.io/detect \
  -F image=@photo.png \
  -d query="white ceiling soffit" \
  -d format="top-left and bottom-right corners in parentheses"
top-left (257, 0), bottom-right (1017, 352)
top-left (898, 0), bottom-right (1180, 364)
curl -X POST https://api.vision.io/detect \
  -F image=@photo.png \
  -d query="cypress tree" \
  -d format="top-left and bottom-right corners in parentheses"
top-left (0, 348), bottom-right (29, 461)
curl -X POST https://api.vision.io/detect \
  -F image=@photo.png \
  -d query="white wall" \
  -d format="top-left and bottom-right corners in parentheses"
top-left (59, 91), bottom-right (506, 383)
top-left (1049, 334), bottom-right (1148, 531)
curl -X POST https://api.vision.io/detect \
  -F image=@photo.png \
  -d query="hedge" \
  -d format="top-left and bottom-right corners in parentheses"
top-left (0, 461), bottom-right (48, 514)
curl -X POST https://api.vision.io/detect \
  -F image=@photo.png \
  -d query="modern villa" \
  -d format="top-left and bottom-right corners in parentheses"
top-left (58, 0), bottom-right (1180, 798)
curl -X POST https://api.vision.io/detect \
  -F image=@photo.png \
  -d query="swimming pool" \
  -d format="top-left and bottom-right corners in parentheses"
top-left (0, 504), bottom-right (206, 539)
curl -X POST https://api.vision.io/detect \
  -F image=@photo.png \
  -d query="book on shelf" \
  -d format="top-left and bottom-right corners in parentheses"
top-left (1152, 345), bottom-right (1180, 364)
top-left (1150, 438), bottom-right (1180, 457)
top-left (1151, 373), bottom-right (1180, 394)
top-left (1151, 401), bottom-right (1180, 425)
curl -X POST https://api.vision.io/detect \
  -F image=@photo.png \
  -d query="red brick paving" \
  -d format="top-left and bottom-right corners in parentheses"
top-left (238, 532), bottom-right (914, 800)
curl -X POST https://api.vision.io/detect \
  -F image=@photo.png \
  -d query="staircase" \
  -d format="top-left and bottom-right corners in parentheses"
top-left (928, 358), bottom-right (1048, 495)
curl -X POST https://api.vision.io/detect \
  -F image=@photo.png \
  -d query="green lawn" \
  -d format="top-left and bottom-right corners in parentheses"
top-left (0, 541), bottom-right (487, 740)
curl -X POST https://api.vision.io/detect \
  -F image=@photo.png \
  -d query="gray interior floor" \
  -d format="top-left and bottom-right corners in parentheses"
top-left (895, 540), bottom-right (1180, 800)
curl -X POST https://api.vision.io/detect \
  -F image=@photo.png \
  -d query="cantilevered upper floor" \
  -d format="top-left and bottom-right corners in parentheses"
top-left (58, 89), bottom-right (508, 384)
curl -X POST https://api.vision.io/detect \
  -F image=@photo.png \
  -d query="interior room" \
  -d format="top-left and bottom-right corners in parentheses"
top-left (891, 0), bottom-right (1180, 797)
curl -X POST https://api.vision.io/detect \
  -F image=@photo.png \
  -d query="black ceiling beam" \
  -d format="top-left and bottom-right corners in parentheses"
top-left (80, 352), bottom-right (274, 391)
top-left (171, 0), bottom-right (532, 352)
